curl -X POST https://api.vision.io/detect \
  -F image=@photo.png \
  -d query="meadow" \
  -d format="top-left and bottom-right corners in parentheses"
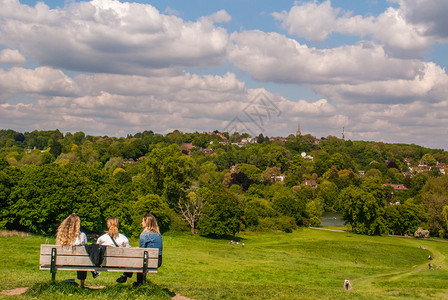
top-left (1, 228), bottom-right (447, 299)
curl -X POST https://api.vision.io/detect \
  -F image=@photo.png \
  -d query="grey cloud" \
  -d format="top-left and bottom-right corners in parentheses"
top-left (401, 0), bottom-right (448, 39)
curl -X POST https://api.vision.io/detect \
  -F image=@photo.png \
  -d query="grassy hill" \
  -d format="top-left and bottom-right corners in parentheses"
top-left (1, 228), bottom-right (447, 299)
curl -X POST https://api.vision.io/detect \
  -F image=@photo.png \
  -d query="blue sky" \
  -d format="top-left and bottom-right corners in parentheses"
top-left (1, 0), bottom-right (448, 149)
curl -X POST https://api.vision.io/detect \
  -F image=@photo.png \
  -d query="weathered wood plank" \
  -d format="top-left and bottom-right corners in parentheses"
top-left (40, 245), bottom-right (158, 258)
top-left (40, 265), bottom-right (158, 273)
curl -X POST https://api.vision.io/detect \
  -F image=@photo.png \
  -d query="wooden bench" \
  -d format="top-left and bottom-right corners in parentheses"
top-left (40, 245), bottom-right (159, 283)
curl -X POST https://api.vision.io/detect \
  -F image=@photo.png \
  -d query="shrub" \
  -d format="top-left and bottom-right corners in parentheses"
top-left (414, 227), bottom-right (430, 238)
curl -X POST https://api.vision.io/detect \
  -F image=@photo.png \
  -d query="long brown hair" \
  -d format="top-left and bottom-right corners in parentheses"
top-left (56, 213), bottom-right (80, 246)
top-left (142, 214), bottom-right (160, 234)
top-left (107, 217), bottom-right (119, 239)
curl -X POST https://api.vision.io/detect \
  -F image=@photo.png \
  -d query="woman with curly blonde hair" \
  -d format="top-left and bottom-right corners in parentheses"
top-left (56, 213), bottom-right (99, 287)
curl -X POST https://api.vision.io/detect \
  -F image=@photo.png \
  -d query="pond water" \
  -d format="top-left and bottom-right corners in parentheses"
top-left (320, 212), bottom-right (345, 227)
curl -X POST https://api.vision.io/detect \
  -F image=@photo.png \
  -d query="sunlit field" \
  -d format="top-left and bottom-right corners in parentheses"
top-left (1, 228), bottom-right (447, 299)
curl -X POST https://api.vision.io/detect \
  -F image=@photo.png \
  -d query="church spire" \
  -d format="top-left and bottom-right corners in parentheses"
top-left (296, 121), bottom-right (301, 137)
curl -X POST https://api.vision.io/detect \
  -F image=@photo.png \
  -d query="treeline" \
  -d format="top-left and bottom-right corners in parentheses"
top-left (1, 129), bottom-right (448, 238)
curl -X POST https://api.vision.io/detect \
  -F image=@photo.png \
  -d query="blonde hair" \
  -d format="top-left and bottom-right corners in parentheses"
top-left (107, 217), bottom-right (119, 239)
top-left (142, 214), bottom-right (160, 235)
top-left (56, 213), bottom-right (80, 246)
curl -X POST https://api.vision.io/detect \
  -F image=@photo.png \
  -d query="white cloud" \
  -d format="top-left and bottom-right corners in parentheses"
top-left (206, 10), bottom-right (232, 24)
top-left (273, 0), bottom-right (434, 57)
top-left (0, 66), bottom-right (79, 97)
top-left (0, 0), bottom-right (447, 149)
top-left (0, 64), bottom-right (336, 139)
top-left (229, 30), bottom-right (422, 85)
top-left (0, 49), bottom-right (26, 65)
top-left (313, 62), bottom-right (448, 104)
top-left (272, 1), bottom-right (340, 42)
top-left (0, 0), bottom-right (230, 74)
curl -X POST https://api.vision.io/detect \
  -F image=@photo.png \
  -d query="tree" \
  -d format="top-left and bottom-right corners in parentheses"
top-left (317, 181), bottom-right (339, 211)
top-left (73, 131), bottom-right (85, 145)
top-left (229, 172), bottom-right (253, 191)
top-left (235, 163), bottom-right (261, 182)
top-left (14, 133), bottom-right (25, 143)
top-left (0, 157), bottom-right (8, 170)
top-left (6, 164), bottom-right (120, 234)
top-left (198, 189), bottom-right (243, 236)
top-left (178, 188), bottom-right (208, 234)
top-left (384, 202), bottom-right (427, 235)
top-left (135, 145), bottom-right (194, 207)
top-left (261, 166), bottom-right (281, 184)
top-left (341, 186), bottom-right (387, 235)
top-left (306, 200), bottom-right (323, 226)
top-left (421, 153), bottom-right (436, 166)
top-left (48, 139), bottom-right (63, 158)
top-left (130, 194), bottom-right (173, 236)
top-left (420, 175), bottom-right (448, 236)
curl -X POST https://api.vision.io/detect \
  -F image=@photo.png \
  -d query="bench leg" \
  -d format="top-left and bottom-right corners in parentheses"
top-left (142, 251), bottom-right (148, 284)
top-left (50, 248), bottom-right (57, 281)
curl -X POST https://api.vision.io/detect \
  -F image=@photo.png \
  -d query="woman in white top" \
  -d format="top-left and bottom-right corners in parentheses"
top-left (97, 217), bottom-right (132, 283)
top-left (97, 217), bottom-right (130, 248)
top-left (56, 213), bottom-right (100, 288)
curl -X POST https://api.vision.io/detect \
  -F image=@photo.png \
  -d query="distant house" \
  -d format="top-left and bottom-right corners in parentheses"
top-left (123, 158), bottom-right (135, 165)
top-left (402, 172), bottom-right (414, 178)
top-left (271, 175), bottom-right (285, 183)
top-left (436, 162), bottom-right (448, 175)
top-left (182, 143), bottom-right (196, 150)
top-left (358, 170), bottom-right (365, 176)
top-left (301, 152), bottom-right (314, 161)
top-left (303, 179), bottom-right (317, 189)
top-left (241, 137), bottom-right (256, 144)
top-left (201, 148), bottom-right (214, 155)
top-left (382, 184), bottom-right (408, 191)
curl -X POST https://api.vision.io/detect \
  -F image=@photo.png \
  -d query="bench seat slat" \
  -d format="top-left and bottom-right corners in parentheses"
top-left (40, 265), bottom-right (157, 273)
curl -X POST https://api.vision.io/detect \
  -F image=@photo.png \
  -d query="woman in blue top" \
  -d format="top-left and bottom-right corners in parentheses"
top-left (133, 214), bottom-right (163, 286)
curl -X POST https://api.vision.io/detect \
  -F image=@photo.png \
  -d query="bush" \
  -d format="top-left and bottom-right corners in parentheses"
top-left (414, 227), bottom-right (430, 238)
top-left (256, 216), bottom-right (297, 233)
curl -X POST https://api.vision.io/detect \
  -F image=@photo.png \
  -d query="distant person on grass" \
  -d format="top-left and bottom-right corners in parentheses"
top-left (55, 213), bottom-right (100, 288)
top-left (344, 277), bottom-right (352, 290)
top-left (96, 217), bottom-right (132, 284)
top-left (115, 214), bottom-right (163, 287)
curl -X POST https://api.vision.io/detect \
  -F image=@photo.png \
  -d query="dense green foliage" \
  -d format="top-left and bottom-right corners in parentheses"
top-left (0, 129), bottom-right (447, 237)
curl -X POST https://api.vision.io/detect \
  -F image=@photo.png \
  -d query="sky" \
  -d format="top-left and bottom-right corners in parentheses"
top-left (1, 0), bottom-right (448, 150)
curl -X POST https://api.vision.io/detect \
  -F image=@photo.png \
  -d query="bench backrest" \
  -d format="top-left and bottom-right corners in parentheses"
top-left (40, 244), bottom-right (159, 273)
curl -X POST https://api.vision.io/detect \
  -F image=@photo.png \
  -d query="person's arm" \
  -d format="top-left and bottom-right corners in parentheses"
top-left (76, 232), bottom-right (87, 245)
top-left (139, 233), bottom-right (146, 248)
top-left (123, 235), bottom-right (130, 248)
top-left (97, 234), bottom-right (105, 245)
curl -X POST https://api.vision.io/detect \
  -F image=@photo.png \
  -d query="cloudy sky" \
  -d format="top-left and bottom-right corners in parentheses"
top-left (1, 0), bottom-right (447, 149)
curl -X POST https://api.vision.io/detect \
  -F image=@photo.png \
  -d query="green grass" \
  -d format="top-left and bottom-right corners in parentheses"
top-left (1, 228), bottom-right (448, 299)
